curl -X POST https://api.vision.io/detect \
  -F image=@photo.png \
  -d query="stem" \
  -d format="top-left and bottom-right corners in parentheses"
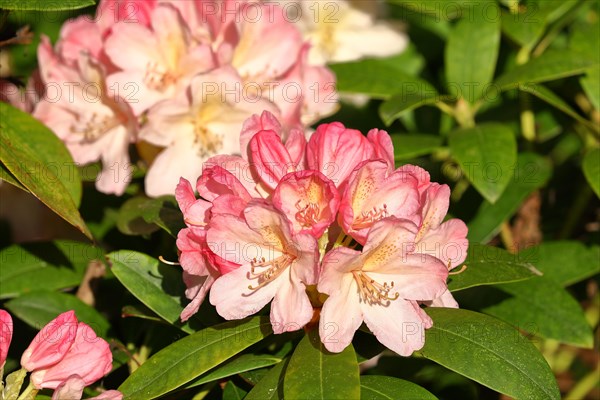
top-left (564, 365), bottom-right (600, 400)
top-left (500, 222), bottom-right (516, 253)
top-left (532, 0), bottom-right (585, 58)
top-left (559, 184), bottom-right (593, 239)
top-left (435, 101), bottom-right (455, 117)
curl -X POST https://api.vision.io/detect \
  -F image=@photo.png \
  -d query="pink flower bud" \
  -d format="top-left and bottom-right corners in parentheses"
top-left (21, 310), bottom-right (78, 372)
top-left (30, 322), bottom-right (113, 389)
top-left (0, 309), bottom-right (13, 367)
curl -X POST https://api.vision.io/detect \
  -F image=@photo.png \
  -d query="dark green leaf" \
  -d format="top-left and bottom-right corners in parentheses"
top-left (186, 354), bottom-right (282, 389)
top-left (468, 153), bottom-right (552, 243)
top-left (0, 0), bottom-right (95, 10)
top-left (583, 148), bottom-right (600, 198)
top-left (389, 134), bottom-right (444, 160)
top-left (581, 67), bottom-right (600, 110)
top-left (445, 2), bottom-right (501, 102)
top-left (330, 58), bottom-right (437, 99)
top-left (500, 6), bottom-right (546, 48)
top-left (108, 250), bottom-right (199, 334)
top-left (0, 241), bottom-right (104, 299)
top-left (448, 244), bottom-right (540, 292)
top-left (380, 93), bottom-right (450, 125)
top-left (449, 123), bottom-right (517, 203)
top-left (117, 196), bottom-right (184, 237)
top-left (118, 317), bottom-right (272, 400)
top-left (245, 358), bottom-right (290, 400)
top-left (0, 103), bottom-right (90, 239)
top-left (223, 381), bottom-right (248, 400)
top-left (283, 330), bottom-right (360, 400)
top-left (360, 376), bottom-right (438, 400)
top-left (492, 50), bottom-right (599, 91)
top-left (484, 277), bottom-right (594, 348)
top-left (417, 308), bottom-right (560, 400)
top-left (0, 162), bottom-right (28, 191)
top-left (5, 291), bottom-right (110, 338)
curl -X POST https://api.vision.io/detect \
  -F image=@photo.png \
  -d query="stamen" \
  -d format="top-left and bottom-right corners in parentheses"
top-left (143, 61), bottom-right (177, 91)
top-left (353, 204), bottom-right (388, 228)
top-left (159, 255), bottom-right (181, 266)
top-left (295, 200), bottom-right (320, 228)
top-left (352, 271), bottom-right (399, 305)
top-left (449, 264), bottom-right (467, 275)
top-left (193, 123), bottom-right (223, 157)
top-left (247, 254), bottom-right (295, 290)
top-left (69, 112), bottom-right (120, 142)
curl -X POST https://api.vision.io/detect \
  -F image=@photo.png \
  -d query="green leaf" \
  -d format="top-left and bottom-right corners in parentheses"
top-left (449, 123), bottom-right (517, 203)
top-left (0, 241), bottom-right (104, 299)
top-left (108, 250), bottom-right (199, 334)
top-left (445, 2), bottom-right (501, 103)
top-left (245, 358), bottom-right (289, 400)
top-left (360, 376), bottom-right (438, 400)
top-left (380, 93), bottom-right (451, 126)
top-left (500, 6), bottom-right (546, 49)
top-left (468, 153), bottom-right (552, 243)
top-left (492, 50), bottom-right (599, 91)
top-left (0, 103), bottom-right (90, 239)
top-left (5, 291), bottom-right (110, 338)
top-left (581, 67), bottom-right (600, 110)
top-left (416, 308), bottom-right (560, 400)
top-left (484, 277), bottom-right (594, 348)
top-left (283, 330), bottom-right (360, 400)
top-left (448, 244), bottom-right (540, 292)
top-left (0, 0), bottom-right (95, 10)
top-left (330, 58), bottom-right (437, 100)
top-left (0, 162), bottom-right (28, 191)
top-left (389, 134), bottom-right (444, 160)
top-left (518, 242), bottom-right (600, 286)
top-left (223, 380), bottom-right (248, 400)
top-left (518, 83), bottom-right (599, 133)
top-left (583, 148), bottom-right (600, 198)
top-left (186, 354), bottom-right (282, 389)
top-left (118, 317), bottom-right (272, 400)
top-left (117, 196), bottom-right (184, 237)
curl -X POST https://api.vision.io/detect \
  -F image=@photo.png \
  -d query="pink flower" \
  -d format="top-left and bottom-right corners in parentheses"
top-left (208, 201), bottom-right (318, 333)
top-left (339, 160), bottom-right (420, 244)
top-left (97, 0), bottom-right (157, 34)
top-left (30, 322), bottom-right (113, 389)
top-left (272, 170), bottom-right (340, 238)
top-left (21, 310), bottom-right (78, 372)
top-left (0, 310), bottom-right (12, 368)
top-left (318, 218), bottom-right (449, 356)
top-left (52, 375), bottom-right (123, 400)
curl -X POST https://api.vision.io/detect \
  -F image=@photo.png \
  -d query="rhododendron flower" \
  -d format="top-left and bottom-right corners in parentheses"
top-left (0, 310), bottom-right (12, 368)
top-left (30, 322), bottom-right (113, 389)
top-left (33, 37), bottom-right (137, 196)
top-left (208, 202), bottom-right (318, 333)
top-left (281, 0), bottom-right (408, 64)
top-left (52, 375), bottom-right (123, 400)
top-left (318, 218), bottom-right (449, 355)
top-left (21, 310), bottom-right (79, 372)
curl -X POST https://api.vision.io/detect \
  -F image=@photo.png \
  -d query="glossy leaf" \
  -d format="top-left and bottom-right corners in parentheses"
top-left (445, 1), bottom-right (501, 102)
top-left (283, 330), bottom-right (360, 400)
top-left (0, 103), bottom-right (90, 239)
top-left (245, 358), bottom-right (290, 400)
top-left (108, 250), bottom-right (199, 334)
top-left (360, 376), bottom-right (438, 400)
top-left (485, 278), bottom-right (594, 348)
top-left (0, 241), bottom-right (104, 299)
top-left (468, 153), bottom-right (552, 243)
top-left (117, 196), bottom-right (184, 237)
top-left (0, 0), bottom-right (95, 10)
top-left (5, 291), bottom-right (110, 338)
top-left (0, 162), bottom-right (27, 191)
top-left (448, 244), bottom-right (540, 292)
top-left (449, 123), bottom-right (517, 203)
top-left (518, 242), bottom-right (600, 286)
top-left (492, 50), bottom-right (599, 91)
top-left (583, 148), bottom-right (600, 198)
top-left (223, 381), bottom-right (248, 400)
top-left (330, 58), bottom-right (437, 99)
top-left (380, 93), bottom-right (449, 125)
top-left (186, 354), bottom-right (282, 389)
top-left (416, 308), bottom-right (560, 400)
top-left (118, 317), bottom-right (272, 400)
top-left (389, 134), bottom-right (444, 160)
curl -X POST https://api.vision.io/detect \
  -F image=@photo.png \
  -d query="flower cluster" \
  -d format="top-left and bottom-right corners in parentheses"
top-left (21, 0), bottom-right (338, 196)
top-left (175, 111), bottom-right (468, 356)
top-left (0, 310), bottom-right (120, 399)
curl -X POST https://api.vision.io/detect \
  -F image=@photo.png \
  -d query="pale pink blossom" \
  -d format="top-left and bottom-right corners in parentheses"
top-left (272, 170), bottom-right (340, 238)
top-left (51, 375), bottom-right (123, 400)
top-left (318, 218), bottom-right (448, 356)
top-left (33, 37), bottom-right (137, 196)
top-left (30, 322), bottom-right (113, 389)
top-left (21, 310), bottom-right (78, 372)
top-left (142, 68), bottom-right (278, 197)
top-left (97, 0), bottom-right (157, 34)
top-left (104, 3), bottom-right (215, 115)
top-left (339, 160), bottom-right (420, 244)
top-left (208, 201), bottom-right (318, 333)
top-left (0, 310), bottom-right (12, 368)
